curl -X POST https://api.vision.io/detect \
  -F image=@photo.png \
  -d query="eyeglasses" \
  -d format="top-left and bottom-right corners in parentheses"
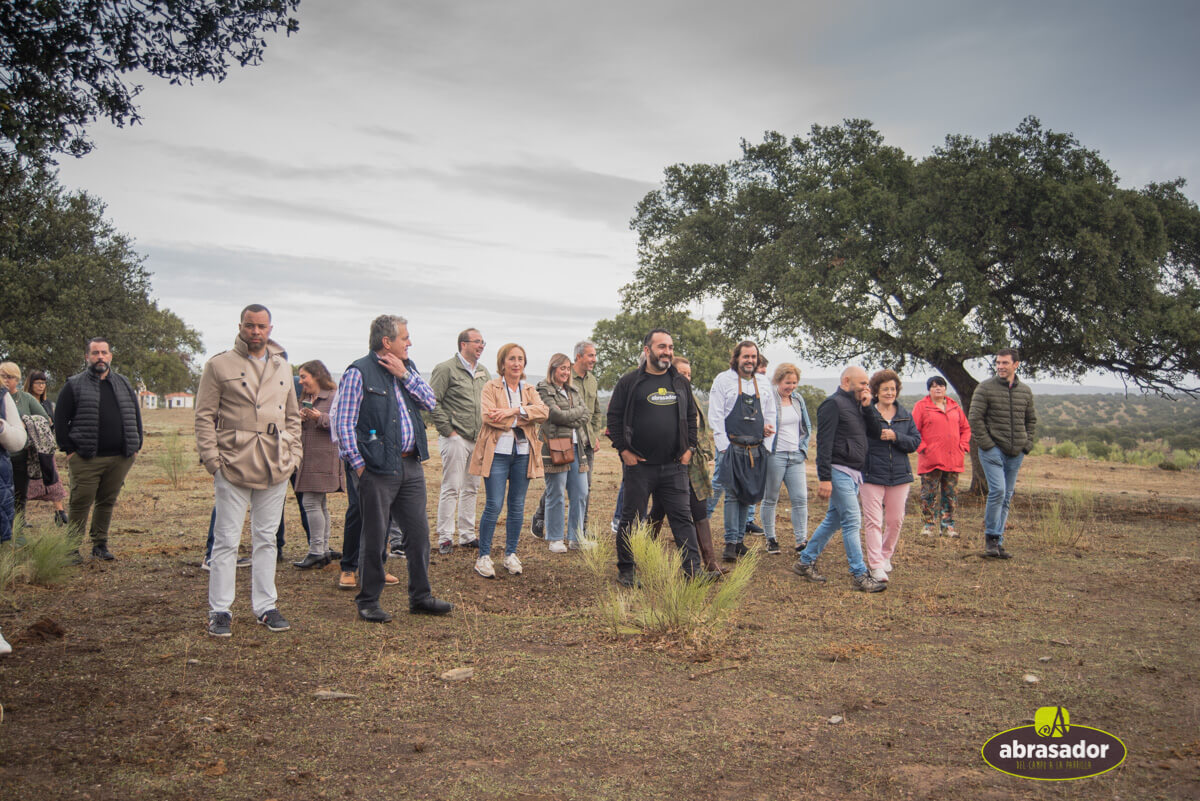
top-left (466, 339), bottom-right (486, 346)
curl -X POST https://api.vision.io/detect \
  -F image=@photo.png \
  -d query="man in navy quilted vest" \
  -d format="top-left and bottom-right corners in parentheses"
top-left (55, 337), bottom-right (143, 562)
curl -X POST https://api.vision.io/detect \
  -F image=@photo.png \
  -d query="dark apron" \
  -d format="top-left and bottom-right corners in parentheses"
top-left (721, 378), bottom-right (768, 505)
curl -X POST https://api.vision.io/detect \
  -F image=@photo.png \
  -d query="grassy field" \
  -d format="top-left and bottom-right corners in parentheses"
top-left (1, 409), bottom-right (1197, 800)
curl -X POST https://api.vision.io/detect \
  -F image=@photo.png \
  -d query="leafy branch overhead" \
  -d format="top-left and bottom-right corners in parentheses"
top-left (628, 117), bottom-right (1200, 401)
top-left (0, 0), bottom-right (300, 162)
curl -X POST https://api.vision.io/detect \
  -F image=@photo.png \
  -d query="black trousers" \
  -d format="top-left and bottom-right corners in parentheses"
top-left (11, 451), bottom-right (28, 514)
top-left (649, 482), bottom-right (707, 525)
top-left (354, 458), bottom-right (433, 608)
top-left (617, 462), bottom-right (701, 575)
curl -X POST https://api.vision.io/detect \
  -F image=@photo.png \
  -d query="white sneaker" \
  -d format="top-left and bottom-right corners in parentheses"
top-left (869, 567), bottom-right (889, 583)
top-left (883, 559), bottom-right (893, 573)
top-left (573, 539), bottom-right (597, 550)
top-left (611, 520), bottom-right (619, 534)
top-left (474, 555), bottom-right (496, 579)
top-left (921, 523), bottom-right (936, 536)
top-left (548, 541), bottom-right (568, 554)
top-left (502, 553), bottom-right (523, 575)
top-left (0, 628), bottom-right (11, 656)
top-left (944, 526), bottom-right (960, 538)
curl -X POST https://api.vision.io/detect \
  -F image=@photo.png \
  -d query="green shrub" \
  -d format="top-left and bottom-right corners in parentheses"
top-left (1085, 439), bottom-right (1112, 460)
top-left (16, 521), bottom-right (81, 587)
top-left (1054, 441), bottom-right (1081, 459)
top-left (580, 522), bottom-right (760, 646)
top-left (1034, 485), bottom-right (1095, 549)
top-left (155, 430), bottom-right (189, 489)
top-left (1115, 436), bottom-right (1137, 452)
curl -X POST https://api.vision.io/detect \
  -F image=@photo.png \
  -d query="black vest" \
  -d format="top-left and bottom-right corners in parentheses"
top-left (348, 354), bottom-right (429, 476)
top-left (64, 370), bottom-right (142, 458)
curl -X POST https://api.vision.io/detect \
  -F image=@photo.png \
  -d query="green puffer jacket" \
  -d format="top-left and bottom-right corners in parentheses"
top-left (968, 375), bottom-right (1037, 457)
top-left (428, 355), bottom-right (490, 441)
top-left (536, 380), bottom-right (591, 474)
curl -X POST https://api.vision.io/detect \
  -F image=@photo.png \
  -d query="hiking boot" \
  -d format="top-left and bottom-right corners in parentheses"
top-left (722, 542), bottom-right (739, 562)
top-left (460, 538), bottom-right (479, 549)
top-left (257, 608), bottom-right (291, 632)
top-left (791, 559), bottom-right (826, 583)
top-left (850, 572), bottom-right (887, 593)
top-left (206, 612), bottom-right (232, 638)
top-left (384, 573), bottom-right (400, 586)
top-left (91, 544), bottom-right (115, 561)
top-left (338, 571), bottom-right (358, 589)
top-left (616, 569), bottom-right (641, 588)
top-left (983, 538), bottom-right (1013, 559)
top-left (766, 538), bottom-right (781, 555)
top-left (437, 541), bottom-right (453, 555)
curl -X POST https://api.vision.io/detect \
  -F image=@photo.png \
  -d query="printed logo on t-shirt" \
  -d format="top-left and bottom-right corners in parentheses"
top-left (646, 387), bottom-right (678, 406)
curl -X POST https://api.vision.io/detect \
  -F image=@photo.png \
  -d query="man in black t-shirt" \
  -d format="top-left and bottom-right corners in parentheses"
top-left (606, 329), bottom-right (705, 586)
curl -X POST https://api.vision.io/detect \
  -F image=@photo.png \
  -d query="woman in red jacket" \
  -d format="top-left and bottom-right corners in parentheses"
top-left (911, 376), bottom-right (971, 537)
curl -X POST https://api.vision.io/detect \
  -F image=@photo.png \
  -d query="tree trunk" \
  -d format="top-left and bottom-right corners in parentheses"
top-left (928, 359), bottom-right (988, 496)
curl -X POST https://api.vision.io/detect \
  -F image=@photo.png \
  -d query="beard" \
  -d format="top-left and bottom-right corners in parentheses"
top-left (89, 360), bottom-right (110, 376)
top-left (654, 356), bottom-right (671, 371)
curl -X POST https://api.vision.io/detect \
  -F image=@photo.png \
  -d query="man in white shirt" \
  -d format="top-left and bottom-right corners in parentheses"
top-left (707, 341), bottom-right (776, 562)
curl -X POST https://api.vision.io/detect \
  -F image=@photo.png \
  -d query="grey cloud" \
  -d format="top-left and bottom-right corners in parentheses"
top-left (357, 125), bottom-right (420, 145)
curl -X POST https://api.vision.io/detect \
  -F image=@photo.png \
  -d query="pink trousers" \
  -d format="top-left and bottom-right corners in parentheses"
top-left (860, 482), bottom-right (910, 570)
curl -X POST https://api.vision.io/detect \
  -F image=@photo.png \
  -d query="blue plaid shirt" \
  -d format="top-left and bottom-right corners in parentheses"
top-left (334, 358), bottom-right (437, 471)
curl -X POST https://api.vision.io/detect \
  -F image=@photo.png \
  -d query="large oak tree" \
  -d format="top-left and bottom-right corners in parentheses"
top-left (629, 117), bottom-right (1200, 416)
top-left (1, 0), bottom-right (299, 163)
top-left (0, 165), bottom-right (202, 393)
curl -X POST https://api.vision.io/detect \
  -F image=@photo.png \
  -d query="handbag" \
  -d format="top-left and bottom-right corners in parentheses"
top-left (547, 436), bottom-right (575, 465)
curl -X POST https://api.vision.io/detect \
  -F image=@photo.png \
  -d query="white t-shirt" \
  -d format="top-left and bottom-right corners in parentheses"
top-left (493, 381), bottom-right (530, 456)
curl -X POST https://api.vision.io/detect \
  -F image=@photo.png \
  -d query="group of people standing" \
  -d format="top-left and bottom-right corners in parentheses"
top-left (0, 305), bottom-right (1038, 647)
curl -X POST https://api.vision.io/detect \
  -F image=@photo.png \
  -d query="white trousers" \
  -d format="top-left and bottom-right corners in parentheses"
top-left (209, 470), bottom-right (287, 617)
top-left (437, 434), bottom-right (480, 544)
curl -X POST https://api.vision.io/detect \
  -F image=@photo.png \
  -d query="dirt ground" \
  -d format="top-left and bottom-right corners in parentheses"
top-left (1, 409), bottom-right (1197, 800)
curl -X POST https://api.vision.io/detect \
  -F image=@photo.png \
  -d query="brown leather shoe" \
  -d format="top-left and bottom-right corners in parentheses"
top-left (384, 573), bottom-right (400, 586)
top-left (338, 571), bottom-right (357, 590)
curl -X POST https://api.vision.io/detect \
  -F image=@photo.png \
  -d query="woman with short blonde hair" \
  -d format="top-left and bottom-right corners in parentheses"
top-left (469, 344), bottom-right (549, 578)
top-left (761, 363), bottom-right (813, 555)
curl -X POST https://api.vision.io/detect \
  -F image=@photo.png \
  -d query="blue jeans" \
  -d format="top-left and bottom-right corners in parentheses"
top-left (545, 444), bottom-right (589, 544)
top-left (762, 451), bottom-right (808, 547)
top-left (478, 452), bottom-right (531, 557)
top-left (798, 469), bottom-right (866, 576)
top-left (0, 454), bottom-right (13, 543)
top-left (705, 449), bottom-right (727, 518)
top-left (979, 447), bottom-right (1024, 544)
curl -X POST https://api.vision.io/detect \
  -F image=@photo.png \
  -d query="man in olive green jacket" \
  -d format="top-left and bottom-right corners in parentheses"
top-left (532, 340), bottom-right (603, 536)
top-left (429, 329), bottom-right (490, 553)
top-left (967, 348), bottom-right (1037, 559)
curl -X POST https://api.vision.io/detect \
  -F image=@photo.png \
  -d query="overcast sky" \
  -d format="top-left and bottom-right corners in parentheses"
top-left (53, 0), bottom-right (1200, 387)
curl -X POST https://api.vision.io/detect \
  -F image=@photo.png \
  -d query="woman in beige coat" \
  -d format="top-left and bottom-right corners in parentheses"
top-left (468, 343), bottom-right (548, 578)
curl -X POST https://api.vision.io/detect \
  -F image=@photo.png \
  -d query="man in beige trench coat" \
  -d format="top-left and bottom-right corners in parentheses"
top-left (195, 304), bottom-right (302, 637)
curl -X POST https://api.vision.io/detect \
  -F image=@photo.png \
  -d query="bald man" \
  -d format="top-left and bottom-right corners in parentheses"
top-left (791, 366), bottom-right (886, 593)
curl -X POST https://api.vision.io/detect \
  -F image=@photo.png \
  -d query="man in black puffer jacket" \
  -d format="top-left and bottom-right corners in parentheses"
top-left (55, 337), bottom-right (143, 561)
top-left (790, 366), bottom-right (886, 593)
